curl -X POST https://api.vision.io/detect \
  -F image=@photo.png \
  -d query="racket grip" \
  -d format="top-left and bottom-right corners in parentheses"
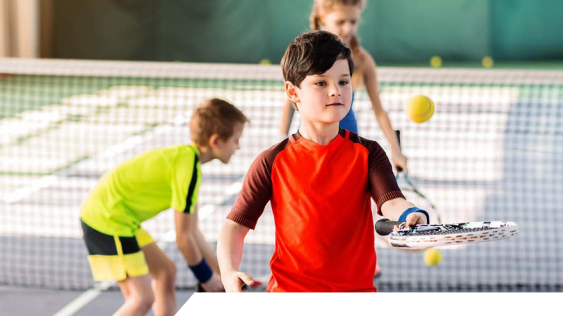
top-left (375, 219), bottom-right (402, 236)
top-left (394, 130), bottom-right (403, 172)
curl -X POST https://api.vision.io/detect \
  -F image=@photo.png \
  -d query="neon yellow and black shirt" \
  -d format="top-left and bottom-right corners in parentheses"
top-left (80, 145), bottom-right (201, 236)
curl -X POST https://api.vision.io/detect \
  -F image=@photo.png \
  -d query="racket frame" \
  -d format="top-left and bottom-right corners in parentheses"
top-left (375, 219), bottom-right (519, 249)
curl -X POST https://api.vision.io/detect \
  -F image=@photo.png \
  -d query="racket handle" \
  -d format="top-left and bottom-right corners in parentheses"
top-left (375, 218), bottom-right (403, 236)
top-left (394, 130), bottom-right (403, 172)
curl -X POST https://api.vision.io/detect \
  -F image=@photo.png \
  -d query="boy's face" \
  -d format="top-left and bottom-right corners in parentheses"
top-left (212, 122), bottom-right (244, 164)
top-left (287, 59), bottom-right (352, 126)
top-left (320, 5), bottom-right (362, 45)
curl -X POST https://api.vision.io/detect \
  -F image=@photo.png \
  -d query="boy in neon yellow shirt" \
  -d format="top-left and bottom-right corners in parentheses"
top-left (80, 98), bottom-right (248, 316)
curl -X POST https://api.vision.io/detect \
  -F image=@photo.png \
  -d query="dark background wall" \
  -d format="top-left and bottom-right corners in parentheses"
top-left (50, 0), bottom-right (563, 64)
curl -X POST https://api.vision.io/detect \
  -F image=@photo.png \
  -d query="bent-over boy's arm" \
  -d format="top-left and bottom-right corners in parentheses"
top-left (175, 208), bottom-right (224, 292)
top-left (193, 227), bottom-right (220, 274)
top-left (217, 219), bottom-right (256, 292)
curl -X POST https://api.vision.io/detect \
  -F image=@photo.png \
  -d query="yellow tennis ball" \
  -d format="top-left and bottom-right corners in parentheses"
top-left (259, 59), bottom-right (271, 65)
top-left (406, 95), bottom-right (434, 123)
top-left (482, 56), bottom-right (494, 68)
top-left (424, 249), bottom-right (442, 266)
top-left (430, 56), bottom-right (442, 68)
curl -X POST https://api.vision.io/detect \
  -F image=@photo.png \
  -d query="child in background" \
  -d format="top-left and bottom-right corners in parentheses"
top-left (80, 98), bottom-right (248, 315)
top-left (280, 0), bottom-right (407, 170)
top-left (218, 31), bottom-right (428, 292)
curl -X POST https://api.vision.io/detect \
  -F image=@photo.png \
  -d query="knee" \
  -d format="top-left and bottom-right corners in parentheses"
top-left (156, 261), bottom-right (177, 286)
top-left (124, 290), bottom-right (154, 315)
top-left (134, 292), bottom-right (155, 314)
top-left (165, 262), bottom-right (177, 285)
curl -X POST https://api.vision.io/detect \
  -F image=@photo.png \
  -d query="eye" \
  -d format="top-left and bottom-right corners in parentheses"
top-left (339, 80), bottom-right (350, 86)
top-left (337, 20), bottom-right (345, 26)
top-left (315, 81), bottom-right (327, 87)
top-left (350, 19), bottom-right (357, 25)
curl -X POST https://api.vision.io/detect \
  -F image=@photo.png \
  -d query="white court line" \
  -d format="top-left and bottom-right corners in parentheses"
top-left (50, 177), bottom-right (244, 316)
top-left (51, 281), bottom-right (114, 316)
top-left (3, 125), bottom-right (173, 204)
top-left (3, 175), bottom-right (58, 204)
top-left (51, 234), bottom-right (175, 316)
top-left (35, 119), bottom-right (180, 316)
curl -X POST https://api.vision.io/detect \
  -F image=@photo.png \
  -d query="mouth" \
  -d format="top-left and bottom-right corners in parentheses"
top-left (326, 103), bottom-right (344, 107)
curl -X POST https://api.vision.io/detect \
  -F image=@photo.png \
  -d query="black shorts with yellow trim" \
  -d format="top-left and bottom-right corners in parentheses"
top-left (80, 220), bottom-right (155, 281)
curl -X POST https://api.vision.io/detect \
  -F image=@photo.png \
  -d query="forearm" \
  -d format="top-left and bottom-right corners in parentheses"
top-left (372, 107), bottom-right (401, 154)
top-left (217, 220), bottom-right (249, 275)
top-left (194, 228), bottom-right (220, 274)
top-left (177, 232), bottom-right (203, 266)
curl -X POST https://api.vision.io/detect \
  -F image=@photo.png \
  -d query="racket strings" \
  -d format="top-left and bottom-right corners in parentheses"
top-left (400, 227), bottom-right (497, 236)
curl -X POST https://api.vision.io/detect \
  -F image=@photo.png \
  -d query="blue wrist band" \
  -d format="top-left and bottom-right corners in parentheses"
top-left (399, 207), bottom-right (430, 224)
top-left (189, 258), bottom-right (213, 283)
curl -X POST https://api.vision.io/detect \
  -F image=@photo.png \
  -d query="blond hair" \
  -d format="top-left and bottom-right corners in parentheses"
top-left (310, 0), bottom-right (366, 88)
top-left (189, 98), bottom-right (248, 147)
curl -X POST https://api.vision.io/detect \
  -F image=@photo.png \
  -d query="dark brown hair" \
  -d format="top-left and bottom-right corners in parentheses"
top-left (189, 98), bottom-right (248, 147)
top-left (281, 30), bottom-right (354, 87)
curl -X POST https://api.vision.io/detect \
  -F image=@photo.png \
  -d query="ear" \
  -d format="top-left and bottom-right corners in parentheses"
top-left (208, 134), bottom-right (221, 149)
top-left (285, 81), bottom-right (300, 110)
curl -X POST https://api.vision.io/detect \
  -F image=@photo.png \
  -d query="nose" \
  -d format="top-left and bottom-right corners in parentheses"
top-left (329, 83), bottom-right (342, 97)
top-left (341, 23), bottom-right (353, 37)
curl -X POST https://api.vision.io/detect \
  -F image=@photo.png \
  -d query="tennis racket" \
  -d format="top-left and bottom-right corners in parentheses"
top-left (375, 218), bottom-right (519, 249)
top-left (394, 130), bottom-right (441, 223)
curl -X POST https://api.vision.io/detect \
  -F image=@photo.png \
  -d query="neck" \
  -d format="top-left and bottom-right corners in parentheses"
top-left (196, 145), bottom-right (214, 164)
top-left (298, 122), bottom-right (340, 145)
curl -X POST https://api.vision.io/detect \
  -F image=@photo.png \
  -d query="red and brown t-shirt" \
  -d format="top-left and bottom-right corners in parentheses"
top-left (227, 129), bottom-right (404, 292)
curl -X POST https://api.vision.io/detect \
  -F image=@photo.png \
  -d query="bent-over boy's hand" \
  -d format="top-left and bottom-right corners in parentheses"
top-left (222, 270), bottom-right (257, 292)
top-left (200, 273), bottom-right (225, 292)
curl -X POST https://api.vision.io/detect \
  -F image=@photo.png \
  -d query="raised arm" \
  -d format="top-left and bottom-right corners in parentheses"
top-left (217, 219), bottom-right (257, 292)
top-left (361, 50), bottom-right (408, 172)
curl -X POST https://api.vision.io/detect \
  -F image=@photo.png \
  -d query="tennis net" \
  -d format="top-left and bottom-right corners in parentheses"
top-left (1, 57), bottom-right (562, 291)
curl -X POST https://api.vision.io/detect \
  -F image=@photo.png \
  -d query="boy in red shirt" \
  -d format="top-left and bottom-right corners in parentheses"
top-left (217, 30), bottom-right (428, 292)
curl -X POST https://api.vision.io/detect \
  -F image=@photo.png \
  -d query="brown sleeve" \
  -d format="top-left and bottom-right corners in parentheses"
top-left (227, 142), bottom-right (286, 229)
top-left (365, 138), bottom-right (404, 215)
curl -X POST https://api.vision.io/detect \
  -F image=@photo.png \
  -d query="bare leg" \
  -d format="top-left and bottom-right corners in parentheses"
top-left (143, 243), bottom-right (177, 316)
top-left (114, 275), bottom-right (154, 316)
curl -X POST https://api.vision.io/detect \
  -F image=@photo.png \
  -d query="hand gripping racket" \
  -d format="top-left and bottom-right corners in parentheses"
top-left (375, 219), bottom-right (519, 249)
